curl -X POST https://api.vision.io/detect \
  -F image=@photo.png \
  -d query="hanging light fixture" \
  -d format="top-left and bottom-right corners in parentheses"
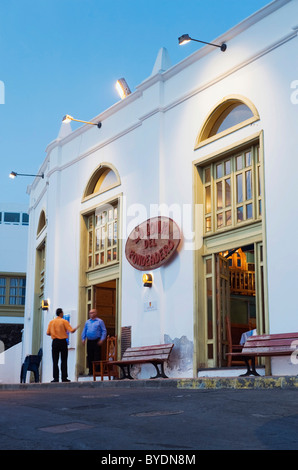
top-left (62, 115), bottom-right (102, 128)
top-left (115, 78), bottom-right (131, 100)
top-left (9, 171), bottom-right (44, 179)
top-left (178, 34), bottom-right (227, 52)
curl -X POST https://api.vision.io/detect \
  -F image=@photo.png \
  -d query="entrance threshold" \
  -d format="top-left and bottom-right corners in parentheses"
top-left (198, 367), bottom-right (265, 378)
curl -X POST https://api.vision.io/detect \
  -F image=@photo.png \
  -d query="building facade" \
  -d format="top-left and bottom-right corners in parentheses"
top-left (0, 203), bottom-right (28, 351)
top-left (23, 0), bottom-right (298, 381)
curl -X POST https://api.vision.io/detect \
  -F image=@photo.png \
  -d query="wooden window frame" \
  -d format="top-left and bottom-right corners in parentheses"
top-left (87, 201), bottom-right (118, 271)
top-left (202, 144), bottom-right (261, 236)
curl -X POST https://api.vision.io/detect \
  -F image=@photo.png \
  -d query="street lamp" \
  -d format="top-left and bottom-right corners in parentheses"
top-left (178, 34), bottom-right (227, 52)
top-left (62, 115), bottom-right (102, 128)
top-left (9, 171), bottom-right (44, 179)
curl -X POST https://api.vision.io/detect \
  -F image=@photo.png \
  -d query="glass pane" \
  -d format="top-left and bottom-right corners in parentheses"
top-left (246, 170), bottom-right (252, 200)
top-left (237, 206), bottom-right (244, 222)
top-left (205, 167), bottom-right (211, 183)
top-left (107, 224), bottom-right (112, 247)
top-left (216, 163), bottom-right (223, 179)
top-left (216, 182), bottom-right (223, 209)
top-left (4, 212), bottom-right (20, 223)
top-left (100, 228), bottom-right (105, 249)
top-left (205, 217), bottom-right (211, 232)
top-left (236, 155), bottom-right (243, 170)
top-left (96, 230), bottom-right (100, 250)
top-left (224, 160), bottom-right (231, 175)
top-left (226, 210), bottom-right (232, 226)
top-left (246, 203), bottom-right (253, 219)
top-left (205, 186), bottom-right (211, 213)
top-left (88, 232), bottom-right (93, 254)
top-left (258, 166), bottom-right (261, 196)
top-left (259, 200), bottom-right (262, 216)
top-left (114, 221), bottom-right (118, 244)
top-left (210, 103), bottom-right (254, 136)
top-left (225, 178), bottom-right (231, 206)
top-left (207, 277), bottom-right (213, 340)
top-left (107, 250), bottom-right (112, 262)
top-left (217, 213), bottom-right (223, 229)
top-left (245, 151), bottom-right (251, 167)
top-left (102, 211), bottom-right (107, 224)
top-left (237, 174), bottom-right (243, 203)
top-left (22, 213), bottom-right (29, 225)
top-left (10, 278), bottom-right (18, 287)
top-left (206, 258), bottom-right (212, 274)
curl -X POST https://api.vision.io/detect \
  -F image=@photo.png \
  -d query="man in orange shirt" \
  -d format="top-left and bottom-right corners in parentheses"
top-left (47, 308), bottom-right (79, 382)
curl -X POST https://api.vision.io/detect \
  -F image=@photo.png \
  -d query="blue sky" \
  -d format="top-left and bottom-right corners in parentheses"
top-left (0, 0), bottom-right (270, 206)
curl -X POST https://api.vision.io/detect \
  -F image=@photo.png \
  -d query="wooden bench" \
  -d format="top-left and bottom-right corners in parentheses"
top-left (227, 332), bottom-right (298, 376)
top-left (107, 343), bottom-right (174, 379)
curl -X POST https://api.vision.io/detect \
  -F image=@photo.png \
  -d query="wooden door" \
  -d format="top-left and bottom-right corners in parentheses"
top-left (95, 281), bottom-right (116, 339)
top-left (216, 254), bottom-right (230, 367)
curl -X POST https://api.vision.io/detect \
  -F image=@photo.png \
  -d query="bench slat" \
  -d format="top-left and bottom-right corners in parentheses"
top-left (243, 346), bottom-right (294, 356)
top-left (116, 355), bottom-right (169, 363)
top-left (246, 332), bottom-right (298, 342)
top-left (123, 349), bottom-right (172, 358)
top-left (123, 344), bottom-right (173, 352)
top-left (243, 339), bottom-right (297, 349)
top-left (107, 343), bottom-right (174, 379)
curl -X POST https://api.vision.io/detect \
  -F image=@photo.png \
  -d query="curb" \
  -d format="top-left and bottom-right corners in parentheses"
top-left (178, 376), bottom-right (298, 390)
top-left (1, 376), bottom-right (298, 391)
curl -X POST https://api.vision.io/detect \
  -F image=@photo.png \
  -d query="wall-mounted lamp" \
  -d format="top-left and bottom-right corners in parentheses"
top-left (178, 34), bottom-right (227, 52)
top-left (115, 78), bottom-right (131, 100)
top-left (41, 299), bottom-right (50, 311)
top-left (143, 273), bottom-right (153, 287)
top-left (9, 171), bottom-right (44, 179)
top-left (62, 115), bottom-right (102, 128)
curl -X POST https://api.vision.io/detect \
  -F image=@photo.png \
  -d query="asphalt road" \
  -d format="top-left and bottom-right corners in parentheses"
top-left (1, 383), bottom-right (298, 453)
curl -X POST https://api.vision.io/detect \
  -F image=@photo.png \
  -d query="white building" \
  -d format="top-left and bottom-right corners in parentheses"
top-left (0, 203), bottom-right (28, 340)
top-left (0, 203), bottom-right (28, 382)
top-left (22, 0), bottom-right (298, 382)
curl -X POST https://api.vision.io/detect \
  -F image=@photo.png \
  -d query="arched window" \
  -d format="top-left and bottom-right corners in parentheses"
top-left (37, 210), bottom-right (46, 236)
top-left (83, 164), bottom-right (120, 200)
top-left (195, 95), bottom-right (259, 148)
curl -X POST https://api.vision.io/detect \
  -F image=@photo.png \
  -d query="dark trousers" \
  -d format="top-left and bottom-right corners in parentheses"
top-left (87, 339), bottom-right (101, 374)
top-left (52, 338), bottom-right (68, 381)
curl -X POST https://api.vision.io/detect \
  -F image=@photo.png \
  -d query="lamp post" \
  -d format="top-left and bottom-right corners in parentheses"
top-left (178, 34), bottom-right (227, 52)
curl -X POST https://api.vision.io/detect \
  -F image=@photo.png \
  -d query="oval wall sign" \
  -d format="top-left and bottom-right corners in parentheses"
top-left (125, 216), bottom-right (181, 271)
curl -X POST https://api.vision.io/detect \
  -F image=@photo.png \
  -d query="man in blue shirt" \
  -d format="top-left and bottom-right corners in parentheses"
top-left (82, 309), bottom-right (107, 375)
